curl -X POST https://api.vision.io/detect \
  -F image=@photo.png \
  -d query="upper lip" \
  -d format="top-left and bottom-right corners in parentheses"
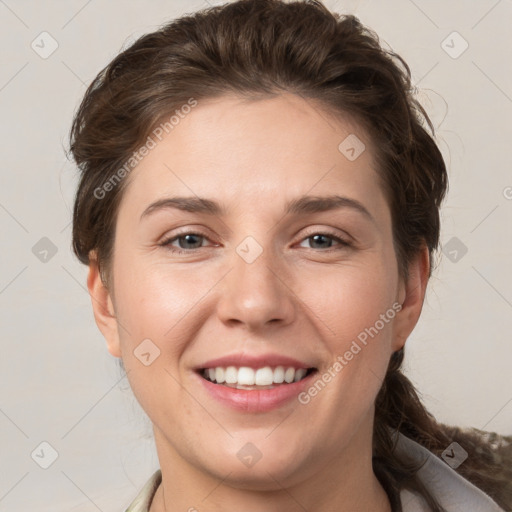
top-left (196, 353), bottom-right (317, 370)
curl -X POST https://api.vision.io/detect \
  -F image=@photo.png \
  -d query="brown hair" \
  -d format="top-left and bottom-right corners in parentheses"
top-left (68, 0), bottom-right (511, 509)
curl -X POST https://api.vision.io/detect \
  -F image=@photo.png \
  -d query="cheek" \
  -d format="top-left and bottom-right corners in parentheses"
top-left (297, 257), bottom-right (398, 348)
top-left (296, 263), bottom-right (398, 415)
top-left (110, 256), bottom-right (203, 424)
top-left (112, 251), bottom-right (220, 359)
top-left (296, 256), bottom-right (399, 408)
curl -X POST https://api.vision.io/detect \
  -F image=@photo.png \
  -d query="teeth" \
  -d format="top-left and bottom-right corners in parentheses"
top-left (284, 367), bottom-right (295, 383)
top-left (255, 367), bottom-right (274, 386)
top-left (238, 367), bottom-right (255, 386)
top-left (294, 368), bottom-right (307, 382)
top-left (225, 366), bottom-right (238, 384)
top-left (202, 365), bottom-right (311, 386)
top-left (215, 367), bottom-right (225, 383)
top-left (273, 366), bottom-right (285, 383)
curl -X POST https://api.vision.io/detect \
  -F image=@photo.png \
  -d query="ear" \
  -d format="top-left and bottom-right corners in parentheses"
top-left (391, 245), bottom-right (430, 352)
top-left (87, 253), bottom-right (121, 358)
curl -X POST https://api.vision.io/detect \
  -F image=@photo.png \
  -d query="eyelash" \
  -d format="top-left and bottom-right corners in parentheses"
top-left (159, 230), bottom-right (352, 254)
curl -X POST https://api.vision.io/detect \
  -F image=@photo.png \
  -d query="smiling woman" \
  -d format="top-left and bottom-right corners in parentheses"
top-left (68, 1), bottom-right (511, 511)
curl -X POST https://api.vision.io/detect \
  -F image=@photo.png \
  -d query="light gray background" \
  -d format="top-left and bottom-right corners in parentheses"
top-left (0, 0), bottom-right (511, 510)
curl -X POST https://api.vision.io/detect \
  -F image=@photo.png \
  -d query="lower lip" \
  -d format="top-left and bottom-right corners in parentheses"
top-left (196, 371), bottom-right (317, 413)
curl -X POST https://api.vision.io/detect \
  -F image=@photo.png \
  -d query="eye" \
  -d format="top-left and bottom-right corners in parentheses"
top-left (298, 232), bottom-right (352, 251)
top-left (159, 231), bottom-right (213, 254)
top-left (159, 230), bottom-right (352, 255)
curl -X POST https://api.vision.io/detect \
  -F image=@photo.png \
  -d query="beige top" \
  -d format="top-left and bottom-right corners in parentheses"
top-left (124, 432), bottom-right (506, 512)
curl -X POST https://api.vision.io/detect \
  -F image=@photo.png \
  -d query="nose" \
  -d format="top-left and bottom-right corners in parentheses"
top-left (216, 240), bottom-right (296, 332)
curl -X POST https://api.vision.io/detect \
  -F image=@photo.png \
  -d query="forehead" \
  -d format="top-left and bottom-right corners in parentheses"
top-left (118, 92), bottom-right (387, 220)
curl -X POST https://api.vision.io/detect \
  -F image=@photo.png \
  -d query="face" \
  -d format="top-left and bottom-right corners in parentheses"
top-left (89, 93), bottom-right (425, 490)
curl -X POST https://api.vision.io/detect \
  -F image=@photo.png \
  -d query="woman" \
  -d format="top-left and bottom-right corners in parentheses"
top-left (68, 0), bottom-right (511, 510)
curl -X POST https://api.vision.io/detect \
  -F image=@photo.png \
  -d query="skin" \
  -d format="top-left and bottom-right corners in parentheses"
top-left (87, 92), bottom-right (429, 512)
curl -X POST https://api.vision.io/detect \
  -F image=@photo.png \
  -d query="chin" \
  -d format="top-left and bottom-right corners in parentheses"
top-left (195, 445), bottom-right (311, 490)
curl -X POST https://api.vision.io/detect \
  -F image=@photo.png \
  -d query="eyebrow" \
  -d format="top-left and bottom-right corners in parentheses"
top-left (140, 194), bottom-right (375, 224)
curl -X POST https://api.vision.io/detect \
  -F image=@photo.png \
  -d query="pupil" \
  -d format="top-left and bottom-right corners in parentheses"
top-left (180, 234), bottom-right (201, 249)
top-left (312, 234), bottom-right (330, 248)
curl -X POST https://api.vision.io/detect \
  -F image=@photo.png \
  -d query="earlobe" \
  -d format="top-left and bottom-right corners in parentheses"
top-left (392, 246), bottom-right (430, 352)
top-left (86, 255), bottom-right (122, 358)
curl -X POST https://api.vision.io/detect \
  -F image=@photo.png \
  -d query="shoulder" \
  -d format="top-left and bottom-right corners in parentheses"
top-left (395, 431), bottom-right (507, 512)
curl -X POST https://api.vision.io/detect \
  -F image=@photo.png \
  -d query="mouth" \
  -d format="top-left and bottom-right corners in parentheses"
top-left (198, 365), bottom-right (317, 390)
